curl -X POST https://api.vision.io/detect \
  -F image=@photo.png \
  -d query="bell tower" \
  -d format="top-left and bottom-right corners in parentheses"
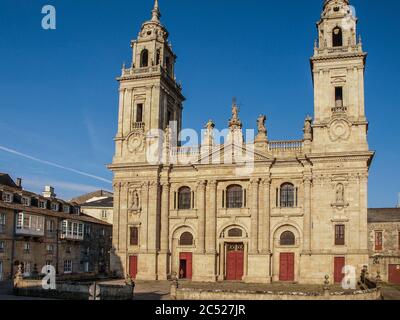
top-left (113, 0), bottom-right (185, 164)
top-left (311, 0), bottom-right (368, 153)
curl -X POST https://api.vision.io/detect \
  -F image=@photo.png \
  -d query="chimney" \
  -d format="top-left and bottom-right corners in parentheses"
top-left (16, 178), bottom-right (22, 188)
top-left (42, 186), bottom-right (56, 199)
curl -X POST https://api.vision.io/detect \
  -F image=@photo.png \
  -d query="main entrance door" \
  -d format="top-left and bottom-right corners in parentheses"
top-left (179, 252), bottom-right (192, 280)
top-left (226, 243), bottom-right (244, 281)
top-left (129, 256), bottom-right (138, 279)
top-left (334, 257), bottom-right (345, 283)
top-left (279, 253), bottom-right (295, 282)
top-left (388, 264), bottom-right (400, 284)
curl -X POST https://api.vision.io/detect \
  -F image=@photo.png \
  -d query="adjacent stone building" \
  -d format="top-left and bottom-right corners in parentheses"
top-left (74, 191), bottom-right (114, 225)
top-left (0, 174), bottom-right (112, 281)
top-left (109, 0), bottom-right (374, 284)
top-left (368, 208), bottom-right (400, 284)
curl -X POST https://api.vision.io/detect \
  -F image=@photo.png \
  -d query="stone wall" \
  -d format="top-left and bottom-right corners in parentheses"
top-left (14, 279), bottom-right (134, 300)
top-left (172, 287), bottom-right (381, 301)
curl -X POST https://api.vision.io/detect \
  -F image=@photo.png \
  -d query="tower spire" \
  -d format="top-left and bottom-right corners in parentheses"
top-left (151, 0), bottom-right (161, 22)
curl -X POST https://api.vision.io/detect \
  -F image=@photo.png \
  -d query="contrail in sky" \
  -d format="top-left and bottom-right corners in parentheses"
top-left (0, 145), bottom-right (112, 184)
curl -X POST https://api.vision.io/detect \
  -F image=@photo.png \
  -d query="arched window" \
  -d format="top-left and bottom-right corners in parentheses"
top-left (179, 232), bottom-right (194, 246)
top-left (228, 228), bottom-right (243, 237)
top-left (140, 49), bottom-right (149, 67)
top-left (332, 27), bottom-right (343, 47)
top-left (178, 187), bottom-right (191, 210)
top-left (280, 231), bottom-right (295, 246)
top-left (280, 183), bottom-right (295, 208)
top-left (226, 185), bottom-right (243, 209)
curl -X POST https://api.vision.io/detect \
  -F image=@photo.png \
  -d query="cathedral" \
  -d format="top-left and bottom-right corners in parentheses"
top-left (109, 0), bottom-right (374, 284)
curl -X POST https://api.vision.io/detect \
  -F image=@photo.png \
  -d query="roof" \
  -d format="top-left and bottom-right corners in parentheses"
top-left (80, 196), bottom-right (113, 208)
top-left (70, 190), bottom-right (113, 204)
top-left (0, 201), bottom-right (111, 226)
top-left (368, 208), bottom-right (400, 223)
top-left (0, 173), bottom-right (20, 189)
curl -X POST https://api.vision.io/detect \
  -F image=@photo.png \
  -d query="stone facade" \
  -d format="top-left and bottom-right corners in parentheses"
top-left (0, 174), bottom-right (112, 281)
top-left (109, 0), bottom-right (374, 284)
top-left (368, 208), bottom-right (400, 283)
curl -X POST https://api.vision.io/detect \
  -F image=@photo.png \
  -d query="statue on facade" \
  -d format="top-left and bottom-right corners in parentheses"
top-left (257, 115), bottom-right (267, 134)
top-left (336, 183), bottom-right (345, 203)
top-left (228, 98), bottom-right (242, 129)
top-left (129, 189), bottom-right (140, 210)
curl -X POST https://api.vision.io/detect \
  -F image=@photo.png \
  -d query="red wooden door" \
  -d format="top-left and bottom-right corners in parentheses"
top-left (129, 256), bottom-right (138, 279)
top-left (179, 253), bottom-right (192, 280)
top-left (334, 257), bottom-right (345, 283)
top-left (388, 265), bottom-right (400, 284)
top-left (226, 250), bottom-right (244, 281)
top-left (279, 253), bottom-right (295, 281)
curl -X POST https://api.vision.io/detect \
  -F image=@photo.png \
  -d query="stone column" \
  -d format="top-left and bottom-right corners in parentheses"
top-left (196, 180), bottom-right (207, 254)
top-left (147, 181), bottom-right (159, 253)
top-left (206, 180), bottom-right (217, 254)
top-left (117, 89), bottom-right (125, 137)
top-left (250, 179), bottom-right (259, 254)
top-left (261, 178), bottom-right (271, 254)
top-left (303, 176), bottom-right (312, 254)
top-left (160, 182), bottom-right (170, 253)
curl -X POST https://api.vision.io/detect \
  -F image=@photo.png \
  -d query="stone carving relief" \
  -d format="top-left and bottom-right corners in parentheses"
top-left (127, 132), bottom-right (145, 153)
top-left (328, 118), bottom-right (351, 142)
top-left (331, 182), bottom-right (349, 209)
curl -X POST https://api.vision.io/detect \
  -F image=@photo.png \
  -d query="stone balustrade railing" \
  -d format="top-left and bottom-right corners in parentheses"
top-left (268, 140), bottom-right (303, 152)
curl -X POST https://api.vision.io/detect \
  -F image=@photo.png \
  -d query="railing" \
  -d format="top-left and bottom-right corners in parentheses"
top-left (331, 106), bottom-right (347, 113)
top-left (132, 122), bottom-right (145, 130)
top-left (268, 140), bottom-right (303, 152)
top-left (171, 147), bottom-right (200, 156)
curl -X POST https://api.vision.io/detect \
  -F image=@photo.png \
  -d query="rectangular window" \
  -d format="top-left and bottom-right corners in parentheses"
top-left (130, 227), bottom-right (139, 246)
top-left (39, 201), bottom-right (47, 209)
top-left (375, 231), bottom-right (383, 251)
top-left (23, 242), bottom-right (30, 254)
top-left (64, 260), bottom-right (72, 273)
top-left (73, 207), bottom-right (80, 215)
top-left (0, 241), bottom-right (5, 253)
top-left (335, 225), bottom-right (345, 246)
top-left (46, 244), bottom-right (54, 253)
top-left (78, 223), bottom-right (84, 238)
top-left (66, 246), bottom-right (71, 254)
top-left (85, 225), bottom-right (91, 236)
top-left (21, 197), bottom-right (31, 206)
top-left (51, 203), bottom-right (59, 212)
top-left (101, 228), bottom-right (105, 237)
top-left (335, 87), bottom-right (343, 107)
top-left (63, 205), bottom-right (70, 214)
top-left (46, 220), bottom-right (55, 233)
top-left (2, 192), bottom-right (13, 203)
top-left (101, 210), bottom-right (108, 219)
top-left (0, 213), bottom-right (5, 234)
top-left (136, 104), bottom-right (143, 123)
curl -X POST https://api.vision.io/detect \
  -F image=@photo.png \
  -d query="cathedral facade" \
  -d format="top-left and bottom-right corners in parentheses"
top-left (109, 0), bottom-right (374, 284)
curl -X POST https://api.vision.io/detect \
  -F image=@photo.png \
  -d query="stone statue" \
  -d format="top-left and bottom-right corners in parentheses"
top-left (228, 99), bottom-right (242, 129)
top-left (336, 184), bottom-right (344, 203)
top-left (130, 190), bottom-right (140, 210)
top-left (205, 119), bottom-right (215, 131)
top-left (257, 115), bottom-right (267, 134)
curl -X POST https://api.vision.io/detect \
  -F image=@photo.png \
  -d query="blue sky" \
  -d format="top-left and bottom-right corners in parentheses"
top-left (0, 0), bottom-right (399, 207)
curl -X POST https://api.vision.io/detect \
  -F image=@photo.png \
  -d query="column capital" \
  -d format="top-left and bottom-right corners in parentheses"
top-left (196, 180), bottom-right (207, 189)
top-left (208, 180), bottom-right (217, 188)
top-left (303, 176), bottom-right (312, 184)
top-left (261, 177), bottom-right (271, 186)
top-left (250, 178), bottom-right (260, 185)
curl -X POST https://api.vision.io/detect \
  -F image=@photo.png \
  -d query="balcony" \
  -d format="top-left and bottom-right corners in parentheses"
top-left (15, 213), bottom-right (45, 237)
top-left (60, 220), bottom-right (84, 241)
top-left (268, 140), bottom-right (303, 152)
